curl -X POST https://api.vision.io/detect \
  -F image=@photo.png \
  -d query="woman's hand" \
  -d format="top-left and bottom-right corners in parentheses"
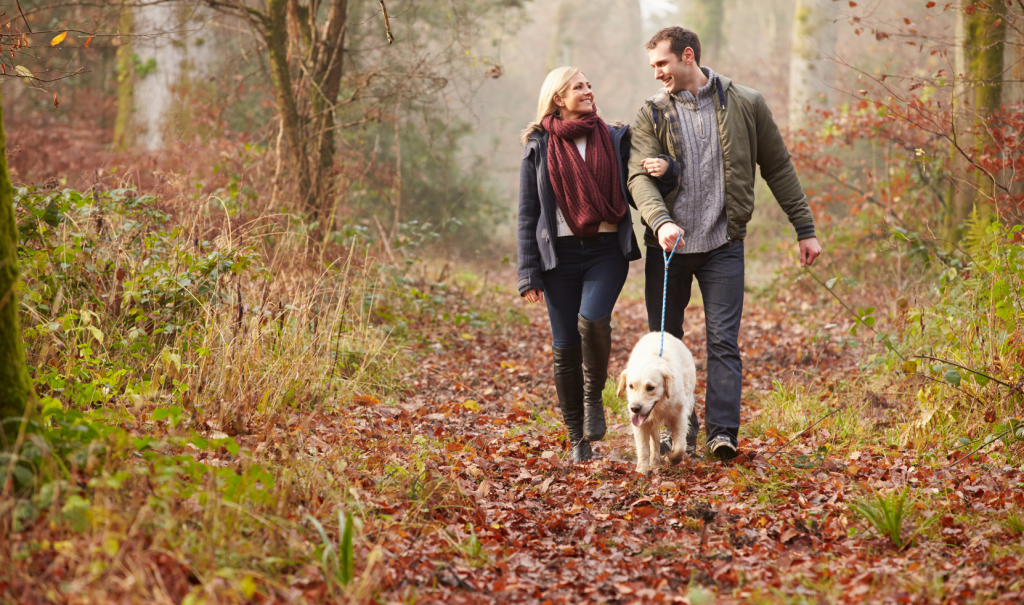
top-left (523, 289), bottom-right (544, 303)
top-left (642, 157), bottom-right (669, 178)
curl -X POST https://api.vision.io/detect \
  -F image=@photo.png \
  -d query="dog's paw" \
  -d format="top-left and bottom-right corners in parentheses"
top-left (635, 465), bottom-right (651, 476)
top-left (667, 450), bottom-right (686, 465)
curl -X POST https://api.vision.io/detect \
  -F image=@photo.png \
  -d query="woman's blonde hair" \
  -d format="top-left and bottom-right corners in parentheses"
top-left (520, 66), bottom-right (592, 145)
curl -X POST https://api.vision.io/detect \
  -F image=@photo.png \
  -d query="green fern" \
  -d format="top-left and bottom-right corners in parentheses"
top-left (850, 488), bottom-right (935, 550)
top-left (961, 208), bottom-right (997, 262)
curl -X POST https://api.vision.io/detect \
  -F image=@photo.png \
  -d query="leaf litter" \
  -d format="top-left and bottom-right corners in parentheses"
top-left (345, 287), bottom-right (1024, 603)
top-left (6, 274), bottom-right (1023, 604)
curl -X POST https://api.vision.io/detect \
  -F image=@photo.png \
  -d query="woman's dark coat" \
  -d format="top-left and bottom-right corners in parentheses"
top-left (517, 124), bottom-right (676, 296)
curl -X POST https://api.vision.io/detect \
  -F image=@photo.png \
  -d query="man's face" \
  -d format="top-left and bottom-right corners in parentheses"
top-left (648, 39), bottom-right (689, 95)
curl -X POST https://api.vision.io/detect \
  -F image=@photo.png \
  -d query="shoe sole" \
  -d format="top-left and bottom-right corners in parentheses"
top-left (709, 444), bottom-right (738, 461)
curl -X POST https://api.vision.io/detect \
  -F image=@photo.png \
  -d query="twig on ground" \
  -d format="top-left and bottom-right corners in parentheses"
top-left (914, 355), bottom-right (1021, 394)
top-left (905, 372), bottom-right (986, 406)
top-left (764, 402), bottom-right (848, 462)
top-left (804, 268), bottom-right (907, 361)
top-left (948, 427), bottom-right (1013, 467)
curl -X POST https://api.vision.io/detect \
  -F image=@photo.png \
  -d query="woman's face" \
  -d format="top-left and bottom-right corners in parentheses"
top-left (555, 73), bottom-right (594, 120)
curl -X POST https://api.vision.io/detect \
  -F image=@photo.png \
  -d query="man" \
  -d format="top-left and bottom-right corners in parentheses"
top-left (627, 26), bottom-right (822, 461)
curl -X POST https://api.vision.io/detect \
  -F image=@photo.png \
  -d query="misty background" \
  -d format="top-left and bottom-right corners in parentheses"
top-left (7, 0), bottom-right (1019, 268)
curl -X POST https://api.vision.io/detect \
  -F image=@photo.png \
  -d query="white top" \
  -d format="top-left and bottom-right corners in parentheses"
top-left (555, 136), bottom-right (618, 237)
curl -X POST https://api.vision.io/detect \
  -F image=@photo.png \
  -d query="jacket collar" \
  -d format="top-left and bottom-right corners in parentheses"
top-left (646, 69), bottom-right (733, 111)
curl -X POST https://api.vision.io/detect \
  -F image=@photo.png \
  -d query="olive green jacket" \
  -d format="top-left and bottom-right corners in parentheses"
top-left (627, 73), bottom-right (816, 248)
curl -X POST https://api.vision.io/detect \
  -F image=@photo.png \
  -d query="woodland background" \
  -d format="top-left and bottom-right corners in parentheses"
top-left (1, 1), bottom-right (1023, 603)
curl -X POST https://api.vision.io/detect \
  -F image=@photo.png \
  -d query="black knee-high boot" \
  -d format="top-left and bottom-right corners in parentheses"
top-left (579, 314), bottom-right (612, 442)
top-left (552, 345), bottom-right (592, 463)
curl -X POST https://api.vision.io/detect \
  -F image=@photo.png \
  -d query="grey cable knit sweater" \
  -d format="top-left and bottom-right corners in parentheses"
top-left (670, 66), bottom-right (728, 254)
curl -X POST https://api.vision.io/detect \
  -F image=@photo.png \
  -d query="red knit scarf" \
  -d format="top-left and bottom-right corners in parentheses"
top-left (542, 112), bottom-right (627, 237)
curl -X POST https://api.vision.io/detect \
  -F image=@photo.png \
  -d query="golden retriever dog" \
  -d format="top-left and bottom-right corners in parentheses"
top-left (616, 332), bottom-right (696, 475)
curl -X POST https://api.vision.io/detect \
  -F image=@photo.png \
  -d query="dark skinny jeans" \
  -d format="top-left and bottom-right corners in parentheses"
top-left (541, 233), bottom-right (629, 349)
top-left (645, 241), bottom-right (744, 446)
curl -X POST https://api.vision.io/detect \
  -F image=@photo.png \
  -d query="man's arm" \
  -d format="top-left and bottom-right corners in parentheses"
top-left (753, 94), bottom-right (816, 242)
top-left (627, 106), bottom-right (675, 238)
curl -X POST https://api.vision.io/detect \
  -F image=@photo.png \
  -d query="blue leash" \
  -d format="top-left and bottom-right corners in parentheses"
top-left (659, 234), bottom-right (682, 357)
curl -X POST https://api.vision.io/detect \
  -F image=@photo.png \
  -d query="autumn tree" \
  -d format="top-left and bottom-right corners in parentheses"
top-left (947, 0), bottom-right (1009, 238)
top-left (0, 9), bottom-right (118, 444)
top-left (191, 0), bottom-right (346, 219)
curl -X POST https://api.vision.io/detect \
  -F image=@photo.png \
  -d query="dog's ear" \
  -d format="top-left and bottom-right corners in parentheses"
top-left (617, 370), bottom-right (628, 399)
top-left (661, 370), bottom-right (674, 398)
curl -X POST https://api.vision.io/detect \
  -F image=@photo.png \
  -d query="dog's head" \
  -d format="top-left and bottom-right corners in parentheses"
top-left (617, 363), bottom-right (674, 428)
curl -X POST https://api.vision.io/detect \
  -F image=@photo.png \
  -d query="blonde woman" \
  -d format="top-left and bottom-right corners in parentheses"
top-left (517, 67), bottom-right (677, 462)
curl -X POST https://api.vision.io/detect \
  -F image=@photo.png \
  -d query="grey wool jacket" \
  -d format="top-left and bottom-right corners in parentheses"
top-left (627, 72), bottom-right (816, 249)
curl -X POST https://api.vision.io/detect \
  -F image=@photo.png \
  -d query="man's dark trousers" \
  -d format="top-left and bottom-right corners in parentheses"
top-left (644, 240), bottom-right (744, 446)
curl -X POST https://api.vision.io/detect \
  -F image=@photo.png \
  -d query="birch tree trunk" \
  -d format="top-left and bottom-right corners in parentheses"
top-left (0, 86), bottom-right (32, 445)
top-left (788, 0), bottom-right (837, 131)
top-left (132, 2), bottom-right (217, 150)
top-left (947, 0), bottom-right (1007, 239)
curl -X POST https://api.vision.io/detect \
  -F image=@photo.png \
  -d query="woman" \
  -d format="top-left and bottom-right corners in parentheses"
top-left (517, 67), bottom-right (676, 463)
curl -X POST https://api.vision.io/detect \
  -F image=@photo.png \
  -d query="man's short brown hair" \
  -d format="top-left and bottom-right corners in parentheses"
top-left (646, 26), bottom-right (701, 66)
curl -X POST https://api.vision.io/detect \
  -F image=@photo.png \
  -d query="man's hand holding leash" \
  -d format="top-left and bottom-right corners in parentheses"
top-left (656, 223), bottom-right (686, 252)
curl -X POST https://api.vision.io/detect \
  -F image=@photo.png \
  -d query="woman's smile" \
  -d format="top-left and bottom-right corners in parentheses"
top-left (559, 73), bottom-right (595, 120)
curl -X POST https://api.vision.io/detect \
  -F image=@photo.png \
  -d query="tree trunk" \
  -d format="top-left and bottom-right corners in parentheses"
top-left (308, 0), bottom-right (348, 221)
top-left (132, 3), bottom-right (218, 151)
top-left (788, 0), bottom-right (837, 131)
top-left (112, 3), bottom-right (134, 151)
top-left (0, 87), bottom-right (32, 445)
top-left (201, 0), bottom-right (347, 218)
top-left (265, 0), bottom-right (312, 210)
top-left (546, 0), bottom-right (576, 71)
top-left (947, 0), bottom-right (1007, 239)
top-left (688, 0), bottom-right (725, 65)
top-left (1005, 7), bottom-right (1024, 105)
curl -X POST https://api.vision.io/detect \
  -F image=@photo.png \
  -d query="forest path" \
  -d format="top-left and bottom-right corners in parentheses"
top-left (363, 293), bottom-right (903, 603)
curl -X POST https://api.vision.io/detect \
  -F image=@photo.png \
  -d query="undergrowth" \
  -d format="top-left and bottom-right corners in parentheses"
top-left (756, 212), bottom-right (1024, 464)
top-left (0, 185), bottom-right (515, 602)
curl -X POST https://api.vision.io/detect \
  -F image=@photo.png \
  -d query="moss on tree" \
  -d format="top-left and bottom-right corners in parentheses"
top-left (112, 3), bottom-right (134, 152)
top-left (0, 87), bottom-right (32, 445)
top-left (947, 0), bottom-right (1007, 240)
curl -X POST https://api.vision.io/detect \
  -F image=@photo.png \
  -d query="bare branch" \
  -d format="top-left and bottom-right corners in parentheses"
top-left (379, 0), bottom-right (393, 44)
top-left (15, 0), bottom-right (31, 33)
top-left (0, 66), bottom-right (91, 84)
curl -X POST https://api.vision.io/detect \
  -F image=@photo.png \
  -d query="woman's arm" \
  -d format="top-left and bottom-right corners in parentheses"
top-left (654, 154), bottom-right (678, 198)
top-left (517, 145), bottom-right (545, 297)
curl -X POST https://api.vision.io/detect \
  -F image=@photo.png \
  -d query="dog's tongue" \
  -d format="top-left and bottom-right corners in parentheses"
top-left (630, 413), bottom-right (647, 427)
